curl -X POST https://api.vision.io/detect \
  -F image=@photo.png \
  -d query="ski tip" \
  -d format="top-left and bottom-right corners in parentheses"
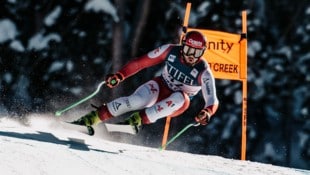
top-left (61, 121), bottom-right (95, 136)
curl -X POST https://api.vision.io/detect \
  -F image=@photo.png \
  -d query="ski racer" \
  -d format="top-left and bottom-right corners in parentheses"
top-left (73, 30), bottom-right (219, 133)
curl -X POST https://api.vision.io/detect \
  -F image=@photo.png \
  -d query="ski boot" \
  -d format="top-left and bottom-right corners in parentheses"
top-left (68, 111), bottom-right (99, 136)
top-left (71, 111), bottom-right (101, 127)
top-left (123, 112), bottom-right (143, 134)
top-left (72, 104), bottom-right (113, 126)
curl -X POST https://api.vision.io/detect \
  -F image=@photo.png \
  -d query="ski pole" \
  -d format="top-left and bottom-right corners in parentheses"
top-left (159, 122), bottom-right (200, 150)
top-left (55, 81), bottom-right (106, 116)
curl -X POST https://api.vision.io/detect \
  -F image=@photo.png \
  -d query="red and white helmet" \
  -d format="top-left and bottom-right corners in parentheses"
top-left (182, 31), bottom-right (207, 49)
top-left (182, 31), bottom-right (207, 58)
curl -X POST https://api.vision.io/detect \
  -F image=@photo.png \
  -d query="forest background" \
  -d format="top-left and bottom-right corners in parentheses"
top-left (0, 0), bottom-right (309, 170)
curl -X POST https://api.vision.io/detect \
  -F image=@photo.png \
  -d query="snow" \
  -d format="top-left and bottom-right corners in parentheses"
top-left (27, 32), bottom-right (61, 51)
top-left (44, 6), bottom-right (62, 27)
top-left (84, 0), bottom-right (119, 22)
top-left (48, 61), bottom-right (65, 73)
top-left (0, 19), bottom-right (18, 43)
top-left (10, 40), bottom-right (25, 52)
top-left (3, 72), bottom-right (13, 84)
top-left (0, 115), bottom-right (308, 175)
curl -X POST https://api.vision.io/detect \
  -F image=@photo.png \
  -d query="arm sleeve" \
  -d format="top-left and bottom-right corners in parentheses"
top-left (200, 68), bottom-right (219, 116)
top-left (118, 44), bottom-right (172, 79)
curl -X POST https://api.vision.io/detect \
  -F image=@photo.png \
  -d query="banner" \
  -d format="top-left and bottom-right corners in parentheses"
top-left (187, 28), bottom-right (244, 80)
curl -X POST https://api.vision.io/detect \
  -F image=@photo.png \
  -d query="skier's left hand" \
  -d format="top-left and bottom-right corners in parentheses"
top-left (195, 109), bottom-right (211, 125)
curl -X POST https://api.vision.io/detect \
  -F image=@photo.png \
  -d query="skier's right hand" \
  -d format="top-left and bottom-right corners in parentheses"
top-left (194, 109), bottom-right (211, 125)
top-left (105, 73), bottom-right (124, 88)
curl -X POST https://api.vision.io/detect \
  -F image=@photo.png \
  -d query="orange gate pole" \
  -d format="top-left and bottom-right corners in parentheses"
top-left (161, 2), bottom-right (192, 149)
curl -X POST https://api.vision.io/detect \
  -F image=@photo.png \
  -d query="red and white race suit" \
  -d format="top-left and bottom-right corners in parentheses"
top-left (106, 44), bottom-right (219, 124)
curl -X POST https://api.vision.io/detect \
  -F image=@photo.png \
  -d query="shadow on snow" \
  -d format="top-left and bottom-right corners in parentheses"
top-left (0, 130), bottom-right (119, 154)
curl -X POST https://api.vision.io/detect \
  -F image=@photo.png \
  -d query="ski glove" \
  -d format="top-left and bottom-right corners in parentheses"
top-left (195, 109), bottom-right (211, 125)
top-left (105, 72), bottom-right (124, 88)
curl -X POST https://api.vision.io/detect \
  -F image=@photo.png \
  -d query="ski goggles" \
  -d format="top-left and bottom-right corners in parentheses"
top-left (182, 45), bottom-right (205, 58)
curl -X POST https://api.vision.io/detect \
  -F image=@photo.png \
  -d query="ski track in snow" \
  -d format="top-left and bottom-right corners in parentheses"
top-left (0, 114), bottom-right (309, 175)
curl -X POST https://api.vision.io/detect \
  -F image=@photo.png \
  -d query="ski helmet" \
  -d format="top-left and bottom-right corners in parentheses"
top-left (182, 31), bottom-right (207, 58)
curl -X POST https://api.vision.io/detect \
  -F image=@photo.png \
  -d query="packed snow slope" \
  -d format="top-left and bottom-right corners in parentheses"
top-left (0, 115), bottom-right (308, 175)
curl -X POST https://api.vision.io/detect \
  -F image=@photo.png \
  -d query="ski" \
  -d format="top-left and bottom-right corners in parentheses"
top-left (60, 121), bottom-right (95, 136)
top-left (61, 121), bottom-right (137, 135)
top-left (104, 123), bottom-right (137, 135)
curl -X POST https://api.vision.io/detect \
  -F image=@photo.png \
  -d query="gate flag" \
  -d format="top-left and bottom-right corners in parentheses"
top-left (187, 28), bottom-right (246, 81)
